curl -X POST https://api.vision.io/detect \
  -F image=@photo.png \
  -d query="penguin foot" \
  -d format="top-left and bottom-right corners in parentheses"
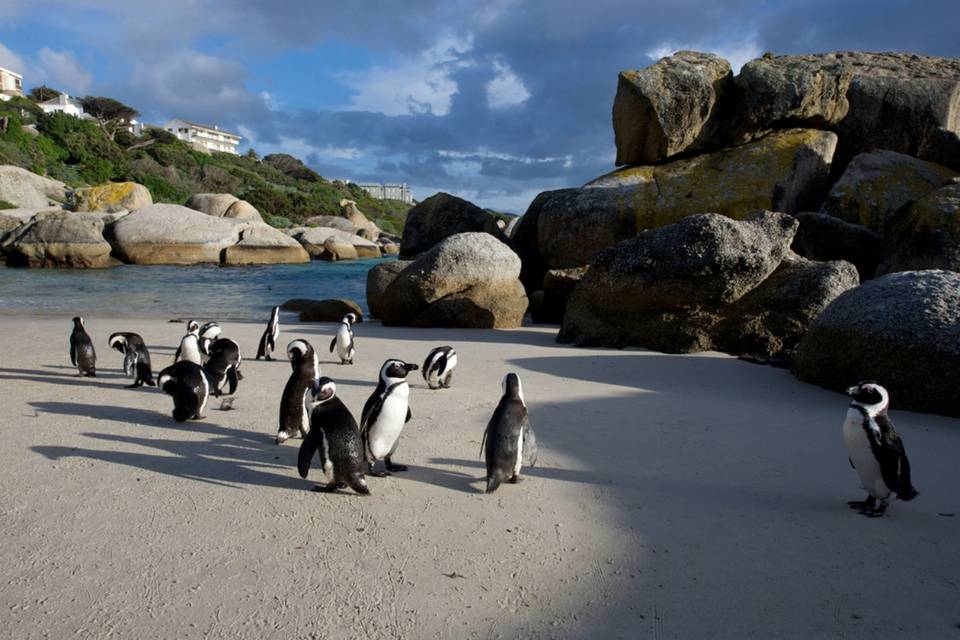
top-left (311, 483), bottom-right (338, 493)
top-left (265, 355), bottom-right (273, 361)
top-left (509, 475), bottom-right (520, 484)
top-left (125, 382), bottom-right (141, 389)
top-left (860, 503), bottom-right (888, 518)
top-left (369, 470), bottom-right (391, 478)
top-left (848, 496), bottom-right (877, 511)
top-left (385, 459), bottom-right (407, 472)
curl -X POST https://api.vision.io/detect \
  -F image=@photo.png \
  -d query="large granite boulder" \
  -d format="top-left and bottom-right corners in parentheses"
top-left (107, 203), bottom-right (243, 265)
top-left (821, 150), bottom-right (956, 233)
top-left (281, 298), bottom-right (364, 322)
top-left (289, 227), bottom-right (381, 260)
top-left (304, 215), bottom-right (356, 233)
top-left (613, 50), bottom-right (733, 165)
top-left (400, 193), bottom-right (507, 258)
top-left (733, 51), bottom-right (960, 172)
top-left (380, 233), bottom-right (527, 328)
top-left (529, 267), bottom-right (587, 324)
top-left (0, 211), bottom-right (24, 245)
top-left (0, 166), bottom-right (67, 208)
top-left (184, 193), bottom-right (238, 217)
top-left (340, 199), bottom-right (380, 238)
top-left (6, 212), bottom-right (113, 268)
top-left (323, 236), bottom-right (359, 261)
top-left (366, 260), bottom-right (411, 319)
top-left (879, 182), bottom-right (960, 274)
top-left (223, 199), bottom-right (263, 221)
top-left (791, 211), bottom-right (882, 280)
top-left (515, 129), bottom-right (837, 291)
top-left (74, 182), bottom-right (152, 213)
top-left (558, 211), bottom-right (858, 358)
top-left (794, 270), bottom-right (960, 417)
top-left (222, 224), bottom-right (309, 265)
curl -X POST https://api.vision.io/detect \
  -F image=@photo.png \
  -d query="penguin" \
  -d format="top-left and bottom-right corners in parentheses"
top-left (277, 339), bottom-right (321, 444)
top-left (329, 313), bottom-right (356, 365)
top-left (297, 377), bottom-right (370, 495)
top-left (197, 322), bottom-right (222, 359)
top-left (422, 345), bottom-right (457, 389)
top-left (69, 316), bottom-right (96, 377)
top-left (157, 360), bottom-right (210, 422)
top-left (359, 359), bottom-right (419, 476)
top-left (108, 331), bottom-right (155, 387)
top-left (202, 338), bottom-right (242, 397)
top-left (481, 373), bottom-right (538, 494)
top-left (256, 306), bottom-right (280, 361)
top-left (174, 321), bottom-right (202, 365)
top-left (843, 381), bottom-right (918, 517)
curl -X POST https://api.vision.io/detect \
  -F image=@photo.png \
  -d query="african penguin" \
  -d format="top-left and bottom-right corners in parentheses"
top-left (69, 316), bottom-right (96, 377)
top-left (482, 373), bottom-right (538, 494)
top-left (329, 313), bottom-right (356, 365)
top-left (157, 360), bottom-right (210, 422)
top-left (277, 339), bottom-right (321, 444)
top-left (108, 331), bottom-right (155, 387)
top-left (422, 345), bottom-right (457, 389)
top-left (174, 321), bottom-right (202, 365)
top-left (202, 338), bottom-right (242, 397)
top-left (197, 322), bottom-right (222, 359)
top-left (843, 381), bottom-right (918, 517)
top-left (297, 377), bottom-right (370, 495)
top-left (359, 359), bottom-right (419, 476)
top-left (256, 306), bottom-right (280, 361)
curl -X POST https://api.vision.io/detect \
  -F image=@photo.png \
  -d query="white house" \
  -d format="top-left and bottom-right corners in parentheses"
top-left (357, 182), bottom-right (414, 203)
top-left (0, 66), bottom-right (23, 101)
top-left (39, 93), bottom-right (86, 118)
top-left (162, 119), bottom-right (241, 155)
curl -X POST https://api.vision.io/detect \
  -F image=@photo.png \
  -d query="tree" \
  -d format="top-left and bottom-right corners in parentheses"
top-left (28, 85), bottom-right (61, 102)
top-left (79, 96), bottom-right (139, 142)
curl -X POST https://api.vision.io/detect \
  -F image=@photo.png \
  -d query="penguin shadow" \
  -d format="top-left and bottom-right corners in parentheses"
top-left (397, 463), bottom-right (481, 494)
top-left (429, 458), bottom-right (600, 486)
top-left (0, 366), bottom-right (127, 390)
top-left (29, 402), bottom-right (302, 491)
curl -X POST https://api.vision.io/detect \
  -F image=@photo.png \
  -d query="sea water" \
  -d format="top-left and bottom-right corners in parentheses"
top-left (0, 258), bottom-right (389, 320)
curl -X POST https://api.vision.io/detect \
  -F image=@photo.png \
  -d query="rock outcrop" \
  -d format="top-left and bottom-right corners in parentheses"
top-left (304, 215), bottom-right (357, 233)
top-left (820, 150), bottom-right (957, 233)
top-left (74, 182), bottom-right (152, 213)
top-left (794, 270), bottom-right (960, 416)
top-left (558, 212), bottom-right (858, 358)
top-left (223, 199), bottom-right (262, 221)
top-left (380, 233), bottom-right (527, 328)
top-left (107, 204), bottom-right (244, 265)
top-left (339, 199), bottom-right (379, 238)
top-left (366, 260), bottom-right (411, 319)
top-left (879, 182), bottom-right (960, 274)
top-left (184, 193), bottom-right (239, 217)
top-left (288, 227), bottom-right (381, 260)
top-left (0, 166), bottom-right (66, 209)
top-left (529, 267), bottom-right (587, 324)
top-left (400, 193), bottom-right (507, 258)
top-left (222, 224), bottom-right (309, 265)
top-left (6, 212), bottom-right (113, 268)
top-left (281, 298), bottom-right (364, 322)
top-left (791, 211), bottom-right (881, 280)
top-left (613, 50), bottom-right (733, 165)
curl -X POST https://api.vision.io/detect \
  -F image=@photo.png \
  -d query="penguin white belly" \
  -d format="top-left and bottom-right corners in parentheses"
top-left (843, 410), bottom-right (890, 499)
top-left (513, 430), bottom-right (523, 476)
top-left (368, 387), bottom-right (409, 459)
top-left (335, 326), bottom-right (352, 360)
top-left (444, 353), bottom-right (458, 376)
top-left (179, 339), bottom-right (202, 365)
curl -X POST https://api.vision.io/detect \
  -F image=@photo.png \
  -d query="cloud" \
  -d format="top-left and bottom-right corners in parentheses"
top-left (36, 48), bottom-right (92, 94)
top-left (486, 57), bottom-right (530, 108)
top-left (0, 42), bottom-right (24, 72)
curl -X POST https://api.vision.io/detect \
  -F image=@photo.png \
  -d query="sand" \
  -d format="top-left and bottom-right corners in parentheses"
top-left (0, 314), bottom-right (958, 639)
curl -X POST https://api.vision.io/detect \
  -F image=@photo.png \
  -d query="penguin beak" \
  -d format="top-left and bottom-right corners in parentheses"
top-left (845, 385), bottom-right (859, 397)
top-left (405, 363), bottom-right (419, 372)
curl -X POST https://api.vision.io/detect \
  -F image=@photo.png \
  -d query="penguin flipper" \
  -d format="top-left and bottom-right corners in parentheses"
top-left (523, 421), bottom-right (538, 468)
top-left (256, 332), bottom-right (267, 359)
top-left (405, 406), bottom-right (412, 423)
top-left (297, 430), bottom-right (322, 479)
top-left (329, 336), bottom-right (337, 354)
top-left (875, 413), bottom-right (916, 498)
top-left (226, 366), bottom-right (239, 395)
top-left (70, 343), bottom-right (77, 366)
top-left (173, 345), bottom-right (181, 362)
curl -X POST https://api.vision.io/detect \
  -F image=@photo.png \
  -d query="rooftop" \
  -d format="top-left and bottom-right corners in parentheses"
top-left (165, 118), bottom-right (241, 139)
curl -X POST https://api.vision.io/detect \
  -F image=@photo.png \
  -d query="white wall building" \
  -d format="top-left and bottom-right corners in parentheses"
top-left (38, 93), bottom-right (86, 118)
top-left (357, 182), bottom-right (414, 203)
top-left (162, 119), bottom-right (241, 154)
top-left (0, 66), bottom-right (23, 101)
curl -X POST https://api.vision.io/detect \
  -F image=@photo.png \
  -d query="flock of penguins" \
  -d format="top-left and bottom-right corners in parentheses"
top-left (66, 307), bottom-right (919, 514)
top-left (66, 308), bottom-right (537, 495)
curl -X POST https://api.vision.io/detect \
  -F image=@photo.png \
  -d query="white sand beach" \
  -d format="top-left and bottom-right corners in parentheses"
top-left (1, 314), bottom-right (958, 639)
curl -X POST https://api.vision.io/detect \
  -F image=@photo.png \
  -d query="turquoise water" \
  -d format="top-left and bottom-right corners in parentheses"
top-left (0, 258), bottom-right (389, 320)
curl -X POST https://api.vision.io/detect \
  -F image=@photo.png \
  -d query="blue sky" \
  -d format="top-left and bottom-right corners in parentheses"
top-left (1, 0), bottom-right (958, 212)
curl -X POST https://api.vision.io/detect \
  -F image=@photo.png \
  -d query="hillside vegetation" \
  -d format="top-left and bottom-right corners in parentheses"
top-left (0, 96), bottom-right (411, 233)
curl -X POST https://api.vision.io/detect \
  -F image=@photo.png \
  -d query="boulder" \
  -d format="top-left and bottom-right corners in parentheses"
top-left (6, 212), bottom-right (113, 268)
top-left (281, 298), bottom-right (364, 322)
top-left (74, 182), bottom-right (152, 213)
top-left (184, 193), bottom-right (239, 217)
top-left (400, 192), bottom-right (507, 258)
top-left (304, 215), bottom-right (356, 233)
top-left (222, 224), bottom-right (310, 265)
top-left (381, 241), bottom-right (400, 255)
top-left (558, 211), bottom-right (858, 359)
top-left (529, 267), bottom-right (587, 324)
top-left (340, 199), bottom-right (380, 238)
top-left (613, 50), bottom-right (733, 165)
top-left (0, 211), bottom-right (23, 244)
top-left (515, 129), bottom-right (837, 290)
top-left (380, 233), bottom-right (527, 328)
top-left (820, 150), bottom-right (956, 233)
top-left (107, 203), bottom-right (243, 265)
top-left (879, 182), bottom-right (960, 274)
top-left (791, 211), bottom-right (881, 280)
top-left (794, 270), bottom-right (960, 417)
top-left (223, 199), bottom-right (263, 221)
top-left (367, 260), bottom-right (411, 318)
top-left (733, 51), bottom-right (960, 172)
top-left (290, 227), bottom-right (381, 260)
top-left (0, 166), bottom-right (67, 209)
top-left (322, 236), bottom-right (359, 261)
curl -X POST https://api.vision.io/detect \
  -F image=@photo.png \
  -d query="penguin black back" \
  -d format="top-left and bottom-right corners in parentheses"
top-left (108, 331), bottom-right (155, 387)
top-left (69, 316), bottom-right (96, 377)
top-left (256, 306), bottom-right (280, 360)
top-left (157, 360), bottom-right (209, 422)
top-left (203, 338), bottom-right (242, 396)
top-left (483, 373), bottom-right (536, 493)
top-left (277, 339), bottom-right (320, 444)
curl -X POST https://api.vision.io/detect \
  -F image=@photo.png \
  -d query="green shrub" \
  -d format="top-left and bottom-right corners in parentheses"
top-left (262, 212), bottom-right (294, 228)
top-left (0, 200), bottom-right (15, 210)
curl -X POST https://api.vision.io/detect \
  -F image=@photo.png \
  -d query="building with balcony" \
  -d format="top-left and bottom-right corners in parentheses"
top-left (162, 119), bottom-right (241, 154)
top-left (356, 182), bottom-right (413, 203)
top-left (38, 93), bottom-right (86, 117)
top-left (0, 66), bottom-right (24, 101)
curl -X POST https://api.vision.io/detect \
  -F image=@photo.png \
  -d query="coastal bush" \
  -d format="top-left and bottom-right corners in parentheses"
top-left (262, 212), bottom-right (293, 228)
top-left (0, 200), bottom-right (15, 209)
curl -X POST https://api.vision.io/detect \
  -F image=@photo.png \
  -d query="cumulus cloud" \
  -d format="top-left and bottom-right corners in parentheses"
top-left (486, 57), bottom-right (530, 108)
top-left (0, 42), bottom-right (24, 72)
top-left (36, 48), bottom-right (93, 94)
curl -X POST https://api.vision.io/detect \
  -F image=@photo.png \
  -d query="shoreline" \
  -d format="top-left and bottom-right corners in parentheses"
top-left (1, 316), bottom-right (958, 638)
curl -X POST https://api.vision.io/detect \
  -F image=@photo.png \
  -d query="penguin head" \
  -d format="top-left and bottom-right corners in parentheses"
top-left (186, 320), bottom-right (200, 335)
top-left (288, 339), bottom-right (320, 380)
top-left (309, 377), bottom-right (337, 405)
top-left (343, 313), bottom-right (357, 326)
top-left (271, 305), bottom-right (280, 318)
top-left (72, 316), bottom-right (85, 328)
top-left (846, 381), bottom-right (889, 414)
top-left (108, 332), bottom-right (127, 353)
top-left (501, 372), bottom-right (525, 405)
top-left (199, 337), bottom-right (213, 356)
top-left (380, 359), bottom-right (418, 382)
